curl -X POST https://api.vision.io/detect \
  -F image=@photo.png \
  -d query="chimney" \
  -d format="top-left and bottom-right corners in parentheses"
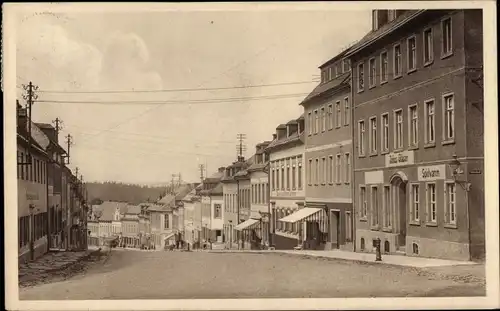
top-left (372, 10), bottom-right (388, 31)
top-left (17, 100), bottom-right (28, 133)
top-left (272, 133), bottom-right (277, 140)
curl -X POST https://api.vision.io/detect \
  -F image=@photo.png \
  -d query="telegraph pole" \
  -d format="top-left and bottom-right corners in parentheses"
top-left (65, 134), bottom-right (73, 164)
top-left (52, 117), bottom-right (64, 141)
top-left (22, 82), bottom-right (39, 260)
top-left (236, 133), bottom-right (247, 161)
top-left (21, 82), bottom-right (39, 166)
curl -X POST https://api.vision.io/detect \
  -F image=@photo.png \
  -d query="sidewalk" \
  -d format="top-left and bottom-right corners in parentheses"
top-left (208, 249), bottom-right (479, 268)
top-left (19, 249), bottom-right (101, 285)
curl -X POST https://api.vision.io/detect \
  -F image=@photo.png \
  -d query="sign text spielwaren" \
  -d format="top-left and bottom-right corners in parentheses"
top-left (417, 164), bottom-right (446, 182)
top-left (385, 150), bottom-right (414, 167)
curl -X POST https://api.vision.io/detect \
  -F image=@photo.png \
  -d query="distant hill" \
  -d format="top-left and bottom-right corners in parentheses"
top-left (86, 181), bottom-right (180, 205)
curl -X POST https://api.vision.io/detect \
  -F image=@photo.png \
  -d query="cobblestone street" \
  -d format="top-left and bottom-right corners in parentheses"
top-left (19, 250), bottom-right (485, 300)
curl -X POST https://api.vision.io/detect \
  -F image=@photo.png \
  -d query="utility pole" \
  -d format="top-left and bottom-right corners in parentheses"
top-left (21, 82), bottom-right (39, 166)
top-left (52, 117), bottom-right (64, 141)
top-left (65, 134), bottom-right (73, 164)
top-left (198, 164), bottom-right (205, 183)
top-left (236, 134), bottom-right (247, 161)
top-left (21, 81), bottom-right (38, 260)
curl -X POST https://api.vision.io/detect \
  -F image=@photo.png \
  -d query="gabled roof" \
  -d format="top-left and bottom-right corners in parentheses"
top-left (157, 194), bottom-right (175, 205)
top-left (345, 10), bottom-right (424, 58)
top-left (265, 130), bottom-right (305, 153)
top-left (93, 201), bottom-right (129, 221)
top-left (300, 72), bottom-right (350, 106)
top-left (125, 205), bottom-right (141, 215)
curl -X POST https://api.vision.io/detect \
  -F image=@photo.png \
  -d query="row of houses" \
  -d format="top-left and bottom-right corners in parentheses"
top-left (87, 184), bottom-right (195, 249)
top-left (17, 101), bottom-right (89, 263)
top-left (183, 9), bottom-right (485, 261)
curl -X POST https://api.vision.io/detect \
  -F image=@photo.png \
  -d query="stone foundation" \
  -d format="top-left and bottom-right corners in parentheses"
top-left (355, 229), bottom-right (471, 261)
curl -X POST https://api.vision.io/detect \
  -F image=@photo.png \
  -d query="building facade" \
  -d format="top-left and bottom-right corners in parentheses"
top-left (248, 142), bottom-right (271, 248)
top-left (267, 116), bottom-right (316, 250)
top-left (199, 169), bottom-right (225, 244)
top-left (347, 9), bottom-right (484, 260)
top-left (301, 50), bottom-right (354, 251)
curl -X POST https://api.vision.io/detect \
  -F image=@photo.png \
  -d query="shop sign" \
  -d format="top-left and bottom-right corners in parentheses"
top-left (385, 150), bottom-right (414, 168)
top-left (470, 169), bottom-right (482, 174)
top-left (418, 164), bottom-right (446, 182)
top-left (26, 192), bottom-right (39, 201)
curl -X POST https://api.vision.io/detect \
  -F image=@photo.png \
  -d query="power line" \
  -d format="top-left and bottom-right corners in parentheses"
top-left (35, 92), bottom-right (311, 105)
top-left (37, 80), bottom-right (317, 94)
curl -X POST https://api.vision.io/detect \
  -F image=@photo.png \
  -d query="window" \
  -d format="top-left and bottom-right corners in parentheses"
top-left (445, 182), bottom-right (457, 225)
top-left (335, 64), bottom-right (340, 77)
top-left (360, 186), bottom-right (367, 219)
top-left (321, 107), bottom-right (326, 132)
top-left (314, 110), bottom-right (319, 134)
top-left (444, 93), bottom-right (455, 141)
top-left (425, 99), bottom-right (436, 144)
top-left (315, 158), bottom-right (319, 185)
top-left (369, 117), bottom-right (377, 154)
top-left (292, 164), bottom-right (296, 190)
top-left (426, 183), bottom-right (437, 223)
top-left (383, 185), bottom-right (391, 227)
top-left (343, 58), bottom-right (350, 72)
top-left (345, 211), bottom-right (352, 242)
top-left (358, 120), bottom-right (366, 156)
top-left (371, 186), bottom-right (379, 227)
top-left (410, 184), bottom-right (420, 222)
top-left (20, 152), bottom-right (25, 179)
top-left (409, 105), bottom-right (419, 147)
top-left (442, 18), bottom-right (452, 56)
top-left (308, 159), bottom-right (313, 185)
top-left (321, 157), bottom-right (326, 184)
top-left (164, 215), bottom-right (170, 229)
top-left (308, 112), bottom-right (312, 135)
top-left (335, 101), bottom-right (341, 128)
top-left (281, 162), bottom-right (285, 190)
top-left (394, 44), bottom-right (402, 77)
top-left (343, 97), bottom-right (350, 126)
top-left (328, 104), bottom-right (334, 130)
top-left (328, 155), bottom-right (334, 184)
top-left (381, 113), bottom-right (389, 152)
top-left (357, 62), bottom-right (364, 92)
top-left (286, 161), bottom-right (290, 190)
top-left (407, 36), bottom-right (417, 71)
top-left (380, 51), bottom-right (388, 83)
top-left (328, 67), bottom-right (333, 81)
top-left (367, 58), bottom-right (376, 88)
top-left (423, 27), bottom-right (434, 64)
top-left (335, 154), bottom-right (341, 184)
top-left (271, 168), bottom-right (275, 191)
top-left (298, 158), bottom-right (303, 189)
top-left (388, 9), bottom-right (396, 21)
top-left (321, 70), bottom-right (327, 83)
top-left (394, 109), bottom-right (403, 149)
top-left (345, 153), bottom-right (351, 184)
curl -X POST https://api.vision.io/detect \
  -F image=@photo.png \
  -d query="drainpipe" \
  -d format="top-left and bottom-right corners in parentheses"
top-left (266, 155), bottom-right (272, 247)
top-left (236, 179), bottom-right (240, 249)
top-left (350, 70), bottom-right (357, 252)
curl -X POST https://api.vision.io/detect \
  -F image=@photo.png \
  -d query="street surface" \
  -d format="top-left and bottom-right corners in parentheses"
top-left (19, 250), bottom-right (485, 299)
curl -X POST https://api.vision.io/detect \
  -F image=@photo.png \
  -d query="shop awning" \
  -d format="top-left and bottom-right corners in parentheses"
top-left (235, 218), bottom-right (260, 231)
top-left (163, 232), bottom-right (176, 241)
top-left (279, 207), bottom-right (323, 223)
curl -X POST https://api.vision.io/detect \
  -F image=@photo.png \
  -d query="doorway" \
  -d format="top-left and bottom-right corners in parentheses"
top-left (329, 210), bottom-right (340, 249)
top-left (391, 176), bottom-right (407, 248)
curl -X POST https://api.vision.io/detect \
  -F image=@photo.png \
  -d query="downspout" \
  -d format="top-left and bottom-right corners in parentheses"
top-left (236, 179), bottom-right (240, 249)
top-left (350, 70), bottom-right (357, 252)
top-left (266, 156), bottom-right (272, 247)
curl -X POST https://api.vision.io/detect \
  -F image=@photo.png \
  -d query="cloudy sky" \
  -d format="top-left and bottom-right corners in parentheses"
top-left (14, 4), bottom-right (371, 184)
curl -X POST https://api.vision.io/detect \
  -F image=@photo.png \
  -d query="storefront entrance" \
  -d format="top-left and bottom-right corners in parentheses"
top-left (329, 210), bottom-right (340, 249)
top-left (391, 175), bottom-right (407, 249)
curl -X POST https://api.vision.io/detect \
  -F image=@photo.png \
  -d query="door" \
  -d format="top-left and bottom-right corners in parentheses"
top-left (391, 176), bottom-right (407, 248)
top-left (330, 210), bottom-right (340, 249)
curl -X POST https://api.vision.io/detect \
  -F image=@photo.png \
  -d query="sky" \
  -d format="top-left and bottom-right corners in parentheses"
top-left (15, 4), bottom-right (371, 184)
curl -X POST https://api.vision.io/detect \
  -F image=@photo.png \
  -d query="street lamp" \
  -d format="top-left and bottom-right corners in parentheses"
top-left (448, 154), bottom-right (472, 191)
